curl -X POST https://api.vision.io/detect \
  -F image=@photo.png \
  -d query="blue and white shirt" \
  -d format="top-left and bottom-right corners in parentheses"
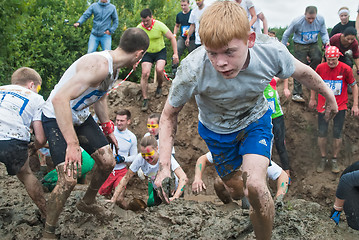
top-left (281, 14), bottom-right (329, 45)
top-left (0, 85), bottom-right (44, 141)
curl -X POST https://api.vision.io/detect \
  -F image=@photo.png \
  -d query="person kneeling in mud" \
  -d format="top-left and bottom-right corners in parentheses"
top-left (110, 136), bottom-right (188, 208)
top-left (192, 152), bottom-right (289, 208)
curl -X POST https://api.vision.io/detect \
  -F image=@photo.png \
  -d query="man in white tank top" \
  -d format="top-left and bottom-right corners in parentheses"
top-left (41, 28), bottom-right (149, 239)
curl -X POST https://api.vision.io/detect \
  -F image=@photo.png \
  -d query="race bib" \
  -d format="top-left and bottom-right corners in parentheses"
top-left (324, 80), bottom-right (342, 96)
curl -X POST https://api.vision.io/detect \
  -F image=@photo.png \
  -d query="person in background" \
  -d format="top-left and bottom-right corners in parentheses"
top-left (98, 109), bottom-right (138, 198)
top-left (74, 0), bottom-right (118, 53)
top-left (185, 0), bottom-right (207, 49)
top-left (330, 7), bottom-right (355, 38)
top-left (172, 0), bottom-right (196, 77)
top-left (330, 161), bottom-right (359, 230)
top-left (137, 8), bottom-right (179, 111)
top-left (310, 46), bottom-right (358, 174)
top-left (282, 6), bottom-right (329, 103)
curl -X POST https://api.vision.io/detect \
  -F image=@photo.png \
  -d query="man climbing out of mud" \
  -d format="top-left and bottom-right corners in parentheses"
top-left (192, 152), bottom-right (289, 207)
top-left (310, 46), bottom-right (359, 174)
top-left (154, 2), bottom-right (338, 240)
top-left (40, 28), bottom-right (149, 239)
top-left (0, 67), bottom-right (47, 219)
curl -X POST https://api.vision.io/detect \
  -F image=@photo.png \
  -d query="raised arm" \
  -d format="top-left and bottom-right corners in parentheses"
top-left (154, 100), bottom-right (183, 203)
top-left (257, 12), bottom-right (268, 34)
top-left (291, 58), bottom-right (338, 120)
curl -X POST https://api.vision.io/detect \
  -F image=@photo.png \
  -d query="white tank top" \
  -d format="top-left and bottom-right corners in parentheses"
top-left (42, 51), bottom-right (117, 125)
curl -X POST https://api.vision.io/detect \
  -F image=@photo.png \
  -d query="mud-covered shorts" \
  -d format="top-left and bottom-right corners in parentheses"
top-left (198, 109), bottom-right (273, 178)
top-left (42, 114), bottom-right (108, 166)
top-left (0, 139), bottom-right (28, 175)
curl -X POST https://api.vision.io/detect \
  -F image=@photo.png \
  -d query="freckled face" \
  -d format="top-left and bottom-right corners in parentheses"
top-left (147, 118), bottom-right (159, 136)
top-left (140, 145), bottom-right (159, 165)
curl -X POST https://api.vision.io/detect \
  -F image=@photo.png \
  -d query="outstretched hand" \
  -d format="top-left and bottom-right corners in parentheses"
top-left (192, 178), bottom-right (207, 195)
top-left (154, 168), bottom-right (173, 204)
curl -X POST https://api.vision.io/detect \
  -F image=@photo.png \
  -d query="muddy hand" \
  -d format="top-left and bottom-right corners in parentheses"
top-left (157, 176), bottom-right (176, 204)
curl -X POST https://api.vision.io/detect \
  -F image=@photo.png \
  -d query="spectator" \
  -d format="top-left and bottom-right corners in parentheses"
top-left (74, 0), bottom-right (118, 53)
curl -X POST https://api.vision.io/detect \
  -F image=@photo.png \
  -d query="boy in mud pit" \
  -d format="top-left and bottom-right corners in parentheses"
top-left (110, 136), bottom-right (187, 208)
top-left (40, 28), bottom-right (149, 239)
top-left (154, 1), bottom-right (338, 239)
top-left (0, 67), bottom-right (47, 219)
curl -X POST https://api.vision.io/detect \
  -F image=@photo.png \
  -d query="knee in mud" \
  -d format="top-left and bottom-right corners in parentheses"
top-left (214, 178), bottom-right (225, 191)
top-left (59, 176), bottom-right (77, 191)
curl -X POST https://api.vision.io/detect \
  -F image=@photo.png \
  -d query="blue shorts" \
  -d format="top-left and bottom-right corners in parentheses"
top-left (198, 110), bottom-right (273, 178)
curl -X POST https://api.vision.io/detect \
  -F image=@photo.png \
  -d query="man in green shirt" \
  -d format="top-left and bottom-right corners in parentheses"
top-left (137, 9), bottom-right (179, 111)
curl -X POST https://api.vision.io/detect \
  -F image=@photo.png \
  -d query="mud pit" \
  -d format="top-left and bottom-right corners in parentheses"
top-left (1, 77), bottom-right (359, 239)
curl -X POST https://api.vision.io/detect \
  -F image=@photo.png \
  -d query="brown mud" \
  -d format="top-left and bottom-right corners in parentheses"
top-left (1, 75), bottom-right (359, 239)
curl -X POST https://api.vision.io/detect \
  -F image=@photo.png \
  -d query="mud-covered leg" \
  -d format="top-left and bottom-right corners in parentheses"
top-left (76, 145), bottom-right (115, 218)
top-left (43, 164), bottom-right (77, 238)
top-left (16, 157), bottom-right (47, 218)
top-left (242, 154), bottom-right (274, 240)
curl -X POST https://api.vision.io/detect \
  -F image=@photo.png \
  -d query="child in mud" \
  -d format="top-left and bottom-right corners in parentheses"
top-left (0, 67), bottom-right (47, 218)
top-left (145, 113), bottom-right (175, 156)
top-left (40, 28), bottom-right (149, 238)
top-left (110, 135), bottom-right (187, 208)
top-left (310, 46), bottom-right (358, 174)
top-left (192, 152), bottom-right (289, 206)
top-left (154, 2), bottom-right (337, 239)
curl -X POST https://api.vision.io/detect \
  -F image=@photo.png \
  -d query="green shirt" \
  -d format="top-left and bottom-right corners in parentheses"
top-left (137, 20), bottom-right (169, 53)
top-left (263, 79), bottom-right (283, 119)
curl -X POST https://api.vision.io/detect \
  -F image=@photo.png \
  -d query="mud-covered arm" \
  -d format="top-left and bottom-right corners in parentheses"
top-left (291, 58), bottom-right (338, 120)
top-left (52, 55), bottom-right (109, 176)
top-left (32, 120), bottom-right (46, 149)
top-left (154, 100), bottom-right (183, 203)
top-left (111, 169), bottom-right (135, 202)
top-left (170, 166), bottom-right (188, 200)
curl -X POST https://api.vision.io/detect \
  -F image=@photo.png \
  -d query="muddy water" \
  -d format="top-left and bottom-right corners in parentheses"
top-left (1, 165), bottom-right (358, 240)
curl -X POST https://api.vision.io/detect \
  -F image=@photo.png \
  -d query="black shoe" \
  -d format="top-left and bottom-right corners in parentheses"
top-left (155, 87), bottom-right (162, 98)
top-left (141, 99), bottom-right (149, 111)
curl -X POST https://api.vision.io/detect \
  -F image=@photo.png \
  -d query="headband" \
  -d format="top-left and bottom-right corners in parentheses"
top-left (325, 46), bottom-right (343, 58)
top-left (338, 9), bottom-right (350, 16)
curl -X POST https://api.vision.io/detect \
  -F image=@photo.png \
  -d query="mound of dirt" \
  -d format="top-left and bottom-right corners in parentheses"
top-left (1, 74), bottom-right (359, 239)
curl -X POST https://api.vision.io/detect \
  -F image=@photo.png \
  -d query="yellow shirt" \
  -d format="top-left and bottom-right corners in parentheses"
top-left (137, 20), bottom-right (169, 53)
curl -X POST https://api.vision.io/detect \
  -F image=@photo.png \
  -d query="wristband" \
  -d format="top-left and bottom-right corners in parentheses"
top-left (333, 204), bottom-right (343, 211)
top-left (101, 121), bottom-right (114, 135)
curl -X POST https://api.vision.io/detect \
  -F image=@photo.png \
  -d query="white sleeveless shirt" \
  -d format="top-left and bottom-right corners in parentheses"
top-left (42, 51), bottom-right (117, 125)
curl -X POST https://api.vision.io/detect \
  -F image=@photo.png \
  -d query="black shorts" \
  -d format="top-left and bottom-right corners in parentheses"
top-left (42, 114), bottom-right (108, 166)
top-left (142, 48), bottom-right (167, 64)
top-left (0, 139), bottom-right (28, 175)
top-left (318, 110), bottom-right (346, 139)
